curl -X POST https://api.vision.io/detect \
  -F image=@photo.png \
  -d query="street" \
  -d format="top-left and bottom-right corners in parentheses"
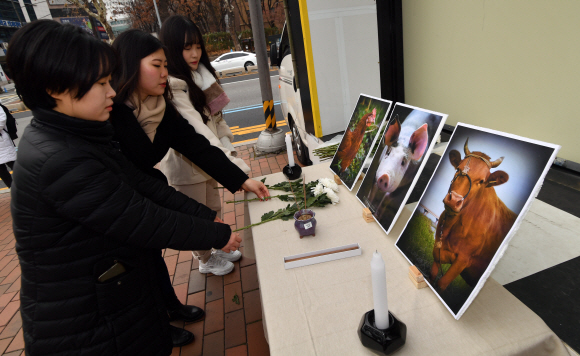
top-left (0, 68), bottom-right (285, 189)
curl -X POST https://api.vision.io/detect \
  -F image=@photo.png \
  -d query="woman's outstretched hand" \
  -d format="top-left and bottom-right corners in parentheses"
top-left (221, 232), bottom-right (242, 253)
top-left (241, 178), bottom-right (270, 201)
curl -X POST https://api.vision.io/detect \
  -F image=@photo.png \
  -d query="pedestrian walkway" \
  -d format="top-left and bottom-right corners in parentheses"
top-left (0, 144), bottom-right (299, 356)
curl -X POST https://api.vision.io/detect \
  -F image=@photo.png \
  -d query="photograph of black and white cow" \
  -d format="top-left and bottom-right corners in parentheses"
top-left (356, 103), bottom-right (447, 234)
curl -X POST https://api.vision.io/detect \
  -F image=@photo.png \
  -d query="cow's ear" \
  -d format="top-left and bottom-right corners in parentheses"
top-left (409, 123), bottom-right (429, 160)
top-left (384, 116), bottom-right (401, 146)
top-left (449, 150), bottom-right (461, 168)
top-left (487, 171), bottom-right (509, 187)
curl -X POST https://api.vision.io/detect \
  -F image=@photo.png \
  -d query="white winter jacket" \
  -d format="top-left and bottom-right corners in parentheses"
top-left (159, 76), bottom-right (250, 185)
top-left (0, 109), bottom-right (16, 165)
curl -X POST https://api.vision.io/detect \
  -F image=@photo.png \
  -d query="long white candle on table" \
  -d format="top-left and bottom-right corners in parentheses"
top-left (285, 133), bottom-right (295, 167)
top-left (371, 250), bottom-right (390, 329)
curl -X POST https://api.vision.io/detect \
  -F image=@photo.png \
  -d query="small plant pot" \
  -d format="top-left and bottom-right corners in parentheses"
top-left (294, 209), bottom-right (316, 238)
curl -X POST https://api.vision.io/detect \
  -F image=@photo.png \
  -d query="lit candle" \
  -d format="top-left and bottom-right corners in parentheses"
top-left (285, 133), bottom-right (295, 167)
top-left (371, 250), bottom-right (390, 329)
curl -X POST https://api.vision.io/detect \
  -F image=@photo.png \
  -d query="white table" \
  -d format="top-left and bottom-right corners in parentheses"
top-left (246, 163), bottom-right (569, 356)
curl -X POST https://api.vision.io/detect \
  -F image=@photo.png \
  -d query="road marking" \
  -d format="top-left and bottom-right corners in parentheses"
top-left (233, 131), bottom-right (291, 145)
top-left (224, 101), bottom-right (280, 114)
top-left (231, 121), bottom-right (287, 136)
top-left (221, 75), bottom-right (279, 86)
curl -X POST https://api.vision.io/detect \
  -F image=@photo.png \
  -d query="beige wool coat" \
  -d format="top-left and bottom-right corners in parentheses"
top-left (159, 76), bottom-right (251, 186)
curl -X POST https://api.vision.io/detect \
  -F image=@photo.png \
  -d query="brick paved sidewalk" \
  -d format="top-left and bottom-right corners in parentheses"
top-left (0, 144), bottom-right (301, 356)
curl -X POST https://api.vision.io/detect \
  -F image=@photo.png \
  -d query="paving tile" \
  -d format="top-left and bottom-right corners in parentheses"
top-left (174, 283), bottom-right (188, 306)
top-left (206, 275), bottom-right (224, 302)
top-left (191, 257), bottom-right (199, 270)
top-left (239, 246), bottom-right (256, 268)
top-left (234, 191), bottom-right (244, 201)
top-left (0, 261), bottom-right (18, 278)
top-left (5, 328), bottom-right (23, 353)
top-left (243, 290), bottom-right (263, 324)
top-left (10, 292), bottom-right (19, 302)
top-left (223, 262), bottom-right (240, 286)
top-left (0, 301), bottom-right (19, 327)
top-left (224, 212), bottom-right (236, 226)
top-left (225, 344), bottom-right (247, 356)
top-left (0, 292), bottom-right (16, 309)
top-left (186, 291), bottom-right (205, 310)
top-left (165, 249), bottom-right (179, 257)
top-left (180, 319), bottom-right (204, 356)
top-left (202, 330), bottom-right (224, 356)
top-left (247, 321), bottom-right (270, 356)
top-left (240, 265), bottom-right (259, 293)
top-left (3, 350), bottom-right (22, 356)
top-left (173, 260), bottom-right (192, 286)
top-left (1, 266), bottom-right (20, 286)
top-left (250, 160), bottom-right (260, 168)
top-left (224, 309), bottom-right (246, 349)
top-left (189, 270), bottom-right (206, 295)
top-left (223, 282), bottom-right (243, 314)
top-left (224, 190), bottom-right (235, 202)
top-left (169, 346), bottom-right (180, 356)
top-left (204, 299), bottom-right (224, 335)
top-left (164, 255), bottom-right (178, 277)
top-left (0, 256), bottom-right (12, 272)
top-left (223, 202), bottom-right (235, 213)
top-left (0, 338), bottom-right (12, 354)
top-left (6, 248), bottom-right (16, 256)
top-left (6, 277), bottom-right (20, 293)
top-left (177, 250), bottom-right (193, 263)
top-left (0, 310), bottom-right (21, 339)
top-left (235, 204), bottom-right (244, 217)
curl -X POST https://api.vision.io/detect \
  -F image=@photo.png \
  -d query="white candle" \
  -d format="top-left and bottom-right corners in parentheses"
top-left (285, 133), bottom-right (295, 167)
top-left (371, 250), bottom-right (390, 329)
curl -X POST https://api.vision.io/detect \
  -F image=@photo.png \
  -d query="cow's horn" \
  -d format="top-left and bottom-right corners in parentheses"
top-left (490, 156), bottom-right (504, 168)
top-left (464, 138), bottom-right (471, 156)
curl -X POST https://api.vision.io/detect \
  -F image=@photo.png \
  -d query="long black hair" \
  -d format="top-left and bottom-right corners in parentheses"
top-left (111, 29), bottom-right (172, 112)
top-left (160, 15), bottom-right (217, 124)
top-left (7, 20), bottom-right (116, 111)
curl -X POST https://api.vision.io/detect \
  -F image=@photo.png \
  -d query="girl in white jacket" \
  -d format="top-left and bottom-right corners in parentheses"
top-left (159, 15), bottom-right (251, 275)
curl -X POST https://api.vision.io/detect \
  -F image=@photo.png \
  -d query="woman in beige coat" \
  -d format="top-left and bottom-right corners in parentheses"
top-left (159, 15), bottom-right (250, 276)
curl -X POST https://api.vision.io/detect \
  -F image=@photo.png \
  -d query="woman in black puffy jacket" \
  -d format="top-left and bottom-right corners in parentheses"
top-left (8, 20), bottom-right (240, 356)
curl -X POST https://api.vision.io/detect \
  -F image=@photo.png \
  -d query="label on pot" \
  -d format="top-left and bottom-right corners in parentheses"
top-left (304, 222), bottom-right (312, 229)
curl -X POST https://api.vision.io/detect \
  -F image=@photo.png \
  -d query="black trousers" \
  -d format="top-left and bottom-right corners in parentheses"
top-left (0, 161), bottom-right (14, 188)
top-left (156, 251), bottom-right (182, 310)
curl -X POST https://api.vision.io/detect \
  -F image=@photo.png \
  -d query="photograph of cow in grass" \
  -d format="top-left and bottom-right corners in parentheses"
top-left (356, 104), bottom-right (447, 234)
top-left (430, 138), bottom-right (517, 291)
top-left (395, 124), bottom-right (559, 319)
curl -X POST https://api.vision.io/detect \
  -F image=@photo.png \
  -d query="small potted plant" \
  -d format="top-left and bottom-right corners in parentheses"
top-left (292, 178), bottom-right (317, 238)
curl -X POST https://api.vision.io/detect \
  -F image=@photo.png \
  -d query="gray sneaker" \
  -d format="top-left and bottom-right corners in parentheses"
top-left (198, 254), bottom-right (234, 275)
top-left (213, 249), bottom-right (242, 262)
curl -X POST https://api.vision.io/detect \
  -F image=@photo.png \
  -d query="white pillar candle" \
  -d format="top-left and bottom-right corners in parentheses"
top-left (285, 133), bottom-right (295, 167)
top-left (371, 250), bottom-right (390, 329)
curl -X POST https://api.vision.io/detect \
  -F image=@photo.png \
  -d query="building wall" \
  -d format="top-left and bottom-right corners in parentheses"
top-left (402, 1), bottom-right (580, 163)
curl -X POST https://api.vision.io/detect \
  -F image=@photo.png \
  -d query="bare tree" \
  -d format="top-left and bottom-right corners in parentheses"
top-left (223, 0), bottom-right (241, 50)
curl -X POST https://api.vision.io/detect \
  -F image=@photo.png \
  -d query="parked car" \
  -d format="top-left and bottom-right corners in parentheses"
top-left (211, 51), bottom-right (257, 73)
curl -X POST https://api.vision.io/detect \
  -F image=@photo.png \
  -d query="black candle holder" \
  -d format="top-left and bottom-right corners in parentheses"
top-left (358, 310), bottom-right (406, 355)
top-left (282, 164), bottom-right (302, 180)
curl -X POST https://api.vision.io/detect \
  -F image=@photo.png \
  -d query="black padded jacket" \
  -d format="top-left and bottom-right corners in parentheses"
top-left (11, 108), bottom-right (231, 355)
top-left (109, 102), bottom-right (248, 192)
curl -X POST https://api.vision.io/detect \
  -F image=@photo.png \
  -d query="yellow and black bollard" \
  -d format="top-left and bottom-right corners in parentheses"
top-left (263, 99), bottom-right (276, 129)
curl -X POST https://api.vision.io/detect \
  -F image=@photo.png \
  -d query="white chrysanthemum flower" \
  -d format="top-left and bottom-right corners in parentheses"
top-left (319, 178), bottom-right (339, 193)
top-left (322, 187), bottom-right (340, 204)
top-left (311, 183), bottom-right (324, 197)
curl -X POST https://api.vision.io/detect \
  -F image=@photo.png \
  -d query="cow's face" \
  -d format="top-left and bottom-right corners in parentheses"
top-left (375, 118), bottom-right (428, 193)
top-left (443, 140), bottom-right (508, 212)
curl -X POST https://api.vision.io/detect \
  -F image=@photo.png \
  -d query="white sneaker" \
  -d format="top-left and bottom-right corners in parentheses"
top-left (213, 249), bottom-right (242, 262)
top-left (198, 254), bottom-right (234, 275)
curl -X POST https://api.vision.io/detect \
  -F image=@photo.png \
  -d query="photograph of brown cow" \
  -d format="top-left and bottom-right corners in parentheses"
top-left (396, 124), bottom-right (559, 319)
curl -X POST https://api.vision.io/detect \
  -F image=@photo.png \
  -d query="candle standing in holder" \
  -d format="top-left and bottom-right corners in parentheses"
top-left (371, 250), bottom-right (390, 329)
top-left (286, 133), bottom-right (295, 167)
